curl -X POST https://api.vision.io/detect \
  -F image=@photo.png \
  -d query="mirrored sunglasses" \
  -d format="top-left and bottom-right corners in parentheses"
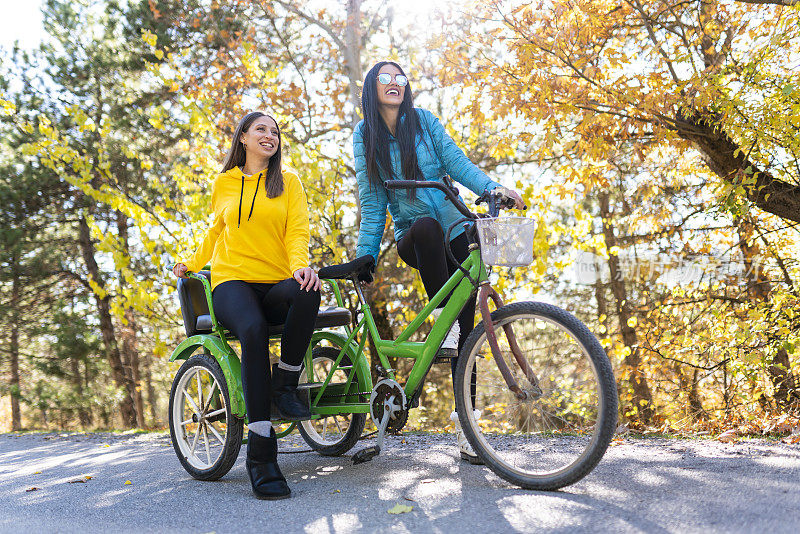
top-left (377, 73), bottom-right (408, 87)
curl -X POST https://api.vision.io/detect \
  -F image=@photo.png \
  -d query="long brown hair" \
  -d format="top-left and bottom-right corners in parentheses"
top-left (221, 111), bottom-right (284, 198)
top-left (361, 61), bottom-right (423, 200)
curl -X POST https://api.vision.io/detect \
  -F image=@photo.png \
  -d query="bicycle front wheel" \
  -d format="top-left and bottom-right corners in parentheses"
top-left (454, 301), bottom-right (617, 490)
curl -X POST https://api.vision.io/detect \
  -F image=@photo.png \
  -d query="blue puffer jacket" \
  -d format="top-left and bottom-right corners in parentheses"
top-left (354, 108), bottom-right (500, 261)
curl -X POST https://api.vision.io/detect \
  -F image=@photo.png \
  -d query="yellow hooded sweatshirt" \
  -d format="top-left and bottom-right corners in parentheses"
top-left (183, 166), bottom-right (310, 290)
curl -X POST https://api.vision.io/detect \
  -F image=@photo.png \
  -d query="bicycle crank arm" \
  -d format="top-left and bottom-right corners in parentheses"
top-left (351, 395), bottom-right (397, 465)
top-left (376, 400), bottom-right (394, 451)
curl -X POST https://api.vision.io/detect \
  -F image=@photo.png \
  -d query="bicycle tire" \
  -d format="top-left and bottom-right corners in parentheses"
top-left (454, 301), bottom-right (617, 490)
top-left (169, 353), bottom-right (244, 481)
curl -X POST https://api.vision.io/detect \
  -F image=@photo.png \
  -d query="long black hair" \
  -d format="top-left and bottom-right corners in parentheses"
top-left (221, 111), bottom-right (284, 198)
top-left (361, 62), bottom-right (423, 197)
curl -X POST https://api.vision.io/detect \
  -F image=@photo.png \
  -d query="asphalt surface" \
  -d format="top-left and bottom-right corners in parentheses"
top-left (1, 431), bottom-right (799, 533)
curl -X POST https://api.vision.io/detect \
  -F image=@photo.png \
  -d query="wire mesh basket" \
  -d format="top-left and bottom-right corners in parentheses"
top-left (475, 217), bottom-right (536, 267)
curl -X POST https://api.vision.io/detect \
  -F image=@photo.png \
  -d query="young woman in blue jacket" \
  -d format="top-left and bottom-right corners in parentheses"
top-left (353, 61), bottom-right (524, 463)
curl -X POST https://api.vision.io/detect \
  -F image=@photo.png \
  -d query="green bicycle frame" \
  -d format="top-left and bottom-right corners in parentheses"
top-left (308, 246), bottom-right (488, 410)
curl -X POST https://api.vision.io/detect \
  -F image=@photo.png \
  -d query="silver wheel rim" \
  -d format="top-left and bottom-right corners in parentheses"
top-left (172, 365), bottom-right (229, 471)
top-left (463, 312), bottom-right (603, 480)
top-left (299, 355), bottom-right (355, 446)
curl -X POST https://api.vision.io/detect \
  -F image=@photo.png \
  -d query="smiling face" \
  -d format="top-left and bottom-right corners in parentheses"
top-left (240, 115), bottom-right (280, 162)
top-left (376, 64), bottom-right (405, 109)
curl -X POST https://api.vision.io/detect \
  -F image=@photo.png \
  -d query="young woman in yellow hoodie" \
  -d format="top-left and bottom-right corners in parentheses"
top-left (173, 111), bottom-right (319, 500)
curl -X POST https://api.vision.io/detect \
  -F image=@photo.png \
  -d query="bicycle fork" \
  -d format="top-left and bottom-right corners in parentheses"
top-left (477, 282), bottom-right (542, 400)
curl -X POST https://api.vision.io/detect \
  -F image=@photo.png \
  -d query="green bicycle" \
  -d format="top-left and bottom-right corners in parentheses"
top-left (168, 179), bottom-right (618, 490)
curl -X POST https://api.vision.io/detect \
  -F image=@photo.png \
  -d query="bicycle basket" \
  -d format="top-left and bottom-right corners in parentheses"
top-left (475, 217), bottom-right (536, 267)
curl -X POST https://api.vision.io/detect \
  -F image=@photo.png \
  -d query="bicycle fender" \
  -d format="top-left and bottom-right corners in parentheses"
top-left (310, 331), bottom-right (372, 393)
top-left (169, 334), bottom-right (245, 417)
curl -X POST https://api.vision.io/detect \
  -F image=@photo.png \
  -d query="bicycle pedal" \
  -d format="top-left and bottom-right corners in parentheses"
top-left (433, 357), bottom-right (454, 364)
top-left (352, 445), bottom-right (381, 465)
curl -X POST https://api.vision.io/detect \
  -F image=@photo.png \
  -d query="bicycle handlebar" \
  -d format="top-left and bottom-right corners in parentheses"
top-left (384, 179), bottom-right (526, 219)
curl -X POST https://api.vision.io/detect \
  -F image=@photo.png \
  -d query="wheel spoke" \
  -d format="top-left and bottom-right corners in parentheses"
top-left (190, 422), bottom-right (201, 454)
top-left (203, 380), bottom-right (218, 412)
top-left (205, 407), bottom-right (226, 419)
top-left (184, 389), bottom-right (202, 415)
top-left (333, 416), bottom-right (344, 436)
top-left (203, 423), bottom-right (211, 464)
top-left (207, 420), bottom-right (225, 445)
top-left (196, 372), bottom-right (204, 410)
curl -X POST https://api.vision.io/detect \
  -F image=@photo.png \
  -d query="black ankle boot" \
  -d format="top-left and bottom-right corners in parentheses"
top-left (246, 428), bottom-right (290, 500)
top-left (272, 364), bottom-right (312, 421)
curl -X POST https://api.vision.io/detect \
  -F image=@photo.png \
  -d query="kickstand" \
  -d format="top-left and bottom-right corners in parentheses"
top-left (352, 396), bottom-right (396, 465)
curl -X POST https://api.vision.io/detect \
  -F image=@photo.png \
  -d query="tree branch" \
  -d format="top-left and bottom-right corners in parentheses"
top-left (734, 0), bottom-right (799, 5)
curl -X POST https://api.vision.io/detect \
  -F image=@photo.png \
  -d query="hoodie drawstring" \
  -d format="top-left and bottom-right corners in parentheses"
top-left (247, 173), bottom-right (261, 222)
top-left (237, 176), bottom-right (245, 228)
top-left (237, 172), bottom-right (262, 228)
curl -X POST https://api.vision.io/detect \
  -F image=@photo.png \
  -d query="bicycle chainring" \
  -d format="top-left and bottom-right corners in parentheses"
top-left (369, 378), bottom-right (408, 434)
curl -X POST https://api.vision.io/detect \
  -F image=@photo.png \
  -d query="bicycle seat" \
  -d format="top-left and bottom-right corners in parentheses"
top-left (178, 271), bottom-right (352, 337)
top-left (177, 271), bottom-right (213, 337)
top-left (318, 255), bottom-right (375, 280)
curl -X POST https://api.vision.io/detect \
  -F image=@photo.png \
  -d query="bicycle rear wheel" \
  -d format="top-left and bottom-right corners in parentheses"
top-left (298, 346), bottom-right (367, 456)
top-left (454, 301), bottom-right (617, 490)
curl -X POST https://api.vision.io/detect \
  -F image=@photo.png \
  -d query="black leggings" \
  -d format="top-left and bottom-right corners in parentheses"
top-left (397, 217), bottom-right (476, 380)
top-left (212, 279), bottom-right (321, 423)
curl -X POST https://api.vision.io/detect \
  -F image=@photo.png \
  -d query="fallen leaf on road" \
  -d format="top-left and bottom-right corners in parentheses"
top-left (32, 471), bottom-right (41, 475)
top-left (68, 478), bottom-right (89, 484)
top-left (717, 430), bottom-right (738, 443)
top-left (388, 504), bottom-right (413, 514)
top-left (331, 489), bottom-right (341, 494)
top-left (124, 480), bottom-right (132, 485)
top-left (26, 487), bottom-right (40, 492)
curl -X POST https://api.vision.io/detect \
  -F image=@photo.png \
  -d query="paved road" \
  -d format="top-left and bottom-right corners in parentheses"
top-left (1, 431), bottom-right (799, 533)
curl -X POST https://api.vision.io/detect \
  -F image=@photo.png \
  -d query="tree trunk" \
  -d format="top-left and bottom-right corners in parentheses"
top-left (70, 357), bottom-right (92, 428)
top-left (77, 215), bottom-right (138, 428)
top-left (344, 0), bottom-right (363, 128)
top-left (675, 363), bottom-right (706, 420)
top-left (737, 217), bottom-right (798, 409)
top-left (145, 352), bottom-right (158, 424)
top-left (599, 191), bottom-right (655, 424)
top-left (9, 264), bottom-right (22, 431)
top-left (674, 109), bottom-right (800, 223)
top-left (769, 348), bottom-right (796, 409)
top-left (116, 211), bottom-right (146, 428)
top-left (594, 278), bottom-right (610, 334)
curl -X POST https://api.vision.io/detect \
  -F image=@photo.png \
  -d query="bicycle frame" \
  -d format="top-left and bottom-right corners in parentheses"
top-left (305, 246), bottom-right (489, 415)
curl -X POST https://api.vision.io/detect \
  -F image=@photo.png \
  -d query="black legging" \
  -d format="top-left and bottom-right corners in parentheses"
top-left (397, 217), bottom-right (476, 380)
top-left (212, 279), bottom-right (321, 422)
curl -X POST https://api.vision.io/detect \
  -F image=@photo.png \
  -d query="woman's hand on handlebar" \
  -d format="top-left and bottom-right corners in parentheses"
top-left (294, 266), bottom-right (321, 292)
top-left (495, 186), bottom-right (526, 210)
top-left (172, 263), bottom-right (189, 279)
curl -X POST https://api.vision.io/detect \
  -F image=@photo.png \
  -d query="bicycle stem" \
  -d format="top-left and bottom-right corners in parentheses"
top-left (477, 283), bottom-right (542, 400)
